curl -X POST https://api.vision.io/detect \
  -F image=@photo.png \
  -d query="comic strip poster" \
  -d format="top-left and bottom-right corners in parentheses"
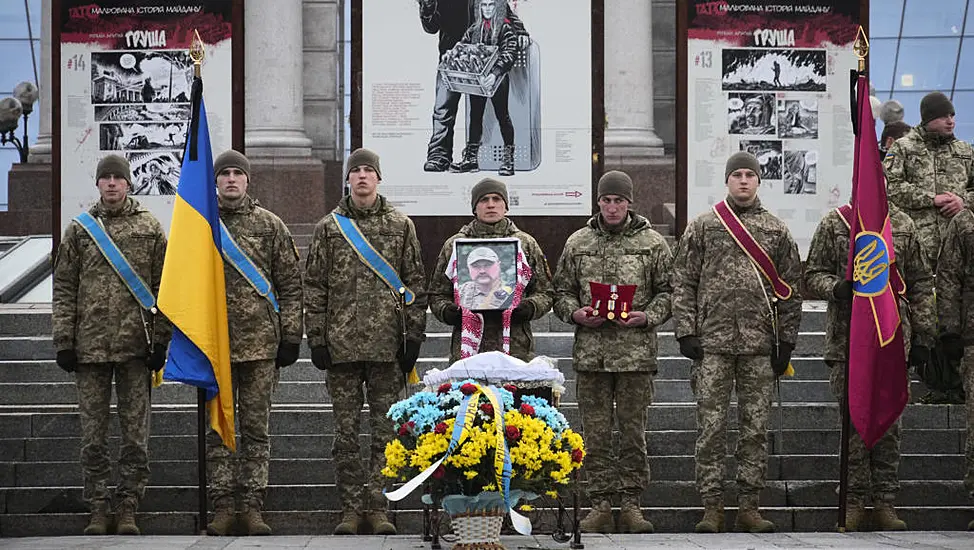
top-left (58, 0), bottom-right (233, 233)
top-left (361, 0), bottom-right (593, 216)
top-left (685, 0), bottom-right (860, 255)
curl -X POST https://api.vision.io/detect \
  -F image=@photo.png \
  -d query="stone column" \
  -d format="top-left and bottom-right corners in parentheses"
top-left (28, 0), bottom-right (52, 162)
top-left (244, 0), bottom-right (313, 157)
top-left (604, 0), bottom-right (664, 162)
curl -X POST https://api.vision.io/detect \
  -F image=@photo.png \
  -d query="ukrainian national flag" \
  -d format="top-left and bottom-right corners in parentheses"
top-left (158, 76), bottom-right (235, 451)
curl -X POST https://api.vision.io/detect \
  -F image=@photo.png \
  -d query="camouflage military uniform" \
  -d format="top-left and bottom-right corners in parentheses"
top-left (935, 208), bottom-right (974, 498)
top-left (884, 125), bottom-right (974, 269)
top-left (52, 197), bottom-right (170, 509)
top-left (429, 218), bottom-right (553, 362)
top-left (552, 213), bottom-right (672, 501)
top-left (205, 195), bottom-right (304, 510)
top-left (671, 198), bottom-right (802, 503)
top-left (457, 280), bottom-right (513, 310)
top-left (806, 206), bottom-right (936, 503)
top-left (305, 195), bottom-right (427, 514)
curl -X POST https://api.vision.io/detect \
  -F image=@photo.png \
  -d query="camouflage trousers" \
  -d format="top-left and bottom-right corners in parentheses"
top-left (206, 359), bottom-right (278, 508)
top-left (75, 359), bottom-right (151, 508)
top-left (828, 363), bottom-right (901, 502)
top-left (962, 350), bottom-right (974, 496)
top-left (328, 361), bottom-right (404, 513)
top-left (691, 353), bottom-right (773, 500)
top-left (576, 371), bottom-right (654, 500)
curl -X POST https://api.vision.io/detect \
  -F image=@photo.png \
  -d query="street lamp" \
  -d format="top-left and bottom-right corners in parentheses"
top-left (0, 81), bottom-right (39, 163)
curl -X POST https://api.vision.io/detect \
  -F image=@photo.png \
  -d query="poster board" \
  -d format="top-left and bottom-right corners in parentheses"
top-left (677, 0), bottom-right (866, 256)
top-left (53, 0), bottom-right (243, 239)
top-left (355, 0), bottom-right (599, 217)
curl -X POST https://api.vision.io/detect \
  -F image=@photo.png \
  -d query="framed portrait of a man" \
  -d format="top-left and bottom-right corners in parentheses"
top-left (451, 238), bottom-right (520, 311)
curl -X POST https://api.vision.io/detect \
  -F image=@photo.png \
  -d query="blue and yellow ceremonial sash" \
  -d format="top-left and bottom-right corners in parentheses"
top-left (219, 220), bottom-right (279, 312)
top-left (332, 213), bottom-right (415, 305)
top-left (74, 212), bottom-right (157, 312)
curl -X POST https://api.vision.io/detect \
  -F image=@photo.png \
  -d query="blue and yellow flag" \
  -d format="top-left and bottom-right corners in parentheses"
top-left (158, 76), bottom-right (235, 452)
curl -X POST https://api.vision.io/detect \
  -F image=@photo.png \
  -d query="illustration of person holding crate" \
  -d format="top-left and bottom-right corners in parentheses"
top-left (419, 0), bottom-right (527, 173)
top-left (448, 0), bottom-right (522, 176)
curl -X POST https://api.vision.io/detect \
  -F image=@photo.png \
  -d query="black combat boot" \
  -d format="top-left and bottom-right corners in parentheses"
top-left (498, 144), bottom-right (515, 176)
top-left (450, 144), bottom-right (480, 173)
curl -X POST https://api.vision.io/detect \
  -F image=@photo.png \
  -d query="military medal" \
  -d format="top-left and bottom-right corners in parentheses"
top-left (588, 281), bottom-right (638, 320)
top-left (621, 302), bottom-right (629, 320)
top-left (607, 285), bottom-right (618, 320)
top-left (592, 299), bottom-right (601, 317)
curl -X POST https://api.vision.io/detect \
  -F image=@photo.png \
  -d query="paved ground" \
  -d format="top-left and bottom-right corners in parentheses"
top-left (2, 533), bottom-right (974, 550)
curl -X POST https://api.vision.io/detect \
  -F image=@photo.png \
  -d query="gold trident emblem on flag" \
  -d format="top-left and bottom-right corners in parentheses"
top-left (853, 238), bottom-right (888, 286)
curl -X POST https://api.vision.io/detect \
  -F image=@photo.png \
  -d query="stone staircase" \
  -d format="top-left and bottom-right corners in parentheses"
top-left (0, 303), bottom-right (971, 536)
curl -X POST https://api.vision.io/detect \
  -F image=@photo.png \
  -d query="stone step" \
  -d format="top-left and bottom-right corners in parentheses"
top-left (0, 480), bottom-right (969, 516)
top-left (0, 332), bottom-right (831, 361)
top-left (0, 357), bottom-right (880, 384)
top-left (0, 307), bottom-right (830, 337)
top-left (0, 376), bottom-right (881, 406)
top-left (0, 404), bottom-right (964, 438)
top-left (0, 454), bottom-right (965, 490)
top-left (2, 506), bottom-right (970, 536)
top-left (0, 428), bottom-right (964, 464)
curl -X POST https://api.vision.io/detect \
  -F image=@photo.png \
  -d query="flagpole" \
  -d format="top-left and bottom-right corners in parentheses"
top-left (838, 26), bottom-right (869, 533)
top-left (188, 30), bottom-right (208, 535)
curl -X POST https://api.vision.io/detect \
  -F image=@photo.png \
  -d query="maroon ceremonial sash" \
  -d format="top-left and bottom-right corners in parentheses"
top-left (836, 204), bottom-right (906, 296)
top-left (712, 200), bottom-right (793, 300)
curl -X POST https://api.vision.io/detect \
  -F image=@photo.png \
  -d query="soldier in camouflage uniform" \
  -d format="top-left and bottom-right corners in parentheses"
top-left (429, 178), bottom-right (552, 362)
top-left (204, 151), bottom-right (304, 537)
top-left (305, 148), bottom-right (427, 535)
top-left (934, 208), bottom-right (974, 531)
top-left (884, 92), bottom-right (974, 271)
top-left (671, 152), bottom-right (802, 533)
top-left (52, 154), bottom-right (170, 536)
top-left (806, 204), bottom-right (936, 531)
top-left (552, 171), bottom-right (672, 534)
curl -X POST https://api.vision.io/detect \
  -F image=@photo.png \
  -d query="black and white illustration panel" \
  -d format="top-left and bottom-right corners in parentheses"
top-left (784, 149), bottom-right (818, 195)
top-left (727, 93), bottom-right (777, 135)
top-left (99, 121), bottom-right (187, 151)
top-left (777, 99), bottom-right (819, 139)
top-left (91, 51), bottom-right (194, 104)
top-left (94, 103), bottom-right (191, 123)
top-left (722, 49), bottom-right (826, 92)
top-left (739, 139), bottom-right (783, 182)
top-left (126, 151), bottom-right (182, 196)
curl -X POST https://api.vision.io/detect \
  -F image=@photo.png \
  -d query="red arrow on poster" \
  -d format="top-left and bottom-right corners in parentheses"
top-left (565, 191), bottom-right (582, 198)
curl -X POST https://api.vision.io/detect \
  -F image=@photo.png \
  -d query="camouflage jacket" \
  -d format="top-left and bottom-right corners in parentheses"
top-left (805, 206), bottom-right (936, 362)
top-left (552, 213), bottom-right (672, 373)
top-left (429, 218), bottom-right (554, 363)
top-left (52, 197), bottom-right (171, 363)
top-left (220, 195), bottom-right (304, 363)
top-left (671, 198), bottom-right (802, 355)
top-left (936, 208), bottom-right (974, 342)
top-left (883, 126), bottom-right (974, 265)
top-left (304, 195), bottom-right (427, 364)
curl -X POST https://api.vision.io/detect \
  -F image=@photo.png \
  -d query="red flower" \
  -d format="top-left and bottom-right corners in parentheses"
top-left (519, 404), bottom-right (535, 416)
top-left (504, 384), bottom-right (518, 393)
top-left (460, 383), bottom-right (478, 395)
top-left (438, 383), bottom-right (452, 394)
top-left (434, 422), bottom-right (448, 434)
top-left (571, 449), bottom-right (584, 463)
top-left (432, 465), bottom-right (446, 480)
top-left (398, 424), bottom-right (409, 436)
top-left (480, 403), bottom-right (494, 416)
top-left (505, 425), bottom-right (520, 441)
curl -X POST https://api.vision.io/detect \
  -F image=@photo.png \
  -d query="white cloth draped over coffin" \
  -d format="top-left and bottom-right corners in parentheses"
top-left (422, 351), bottom-right (566, 398)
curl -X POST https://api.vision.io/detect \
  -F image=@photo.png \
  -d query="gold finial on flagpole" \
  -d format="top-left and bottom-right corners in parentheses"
top-left (190, 29), bottom-right (205, 77)
top-left (853, 26), bottom-right (869, 73)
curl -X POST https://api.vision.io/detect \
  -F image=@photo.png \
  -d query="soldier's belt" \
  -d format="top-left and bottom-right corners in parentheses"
top-left (219, 220), bottom-right (279, 312)
top-left (73, 212), bottom-right (157, 312)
